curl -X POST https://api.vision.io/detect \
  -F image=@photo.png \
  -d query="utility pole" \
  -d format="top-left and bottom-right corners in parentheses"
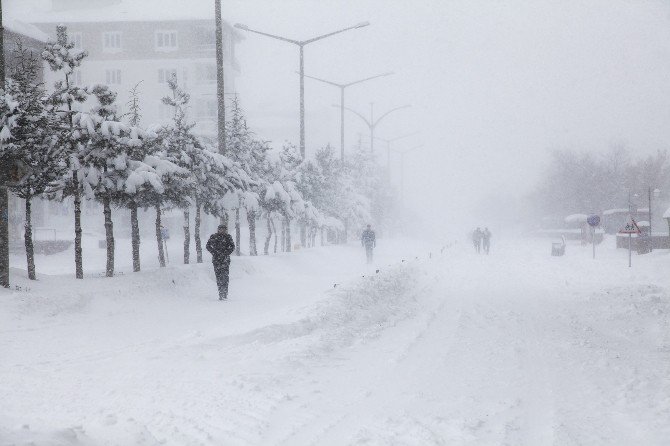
top-left (303, 71), bottom-right (393, 161)
top-left (215, 0), bottom-right (226, 154)
top-left (0, 0), bottom-right (9, 288)
top-left (649, 186), bottom-right (652, 252)
top-left (235, 21), bottom-right (370, 159)
top-left (340, 103), bottom-right (411, 154)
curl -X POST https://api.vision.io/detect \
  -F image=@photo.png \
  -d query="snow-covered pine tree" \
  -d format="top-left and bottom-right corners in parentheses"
top-left (225, 97), bottom-right (267, 256)
top-left (194, 141), bottom-right (252, 262)
top-left (75, 84), bottom-right (134, 277)
top-left (158, 76), bottom-right (198, 264)
top-left (296, 155), bottom-right (327, 247)
top-left (121, 82), bottom-right (147, 272)
top-left (42, 25), bottom-right (89, 279)
top-left (347, 140), bottom-right (382, 232)
top-left (5, 44), bottom-right (65, 280)
top-left (314, 145), bottom-right (349, 242)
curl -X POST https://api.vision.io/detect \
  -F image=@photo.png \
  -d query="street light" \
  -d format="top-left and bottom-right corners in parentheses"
top-left (374, 131), bottom-right (419, 175)
top-left (234, 21), bottom-right (370, 159)
top-left (304, 71), bottom-right (393, 161)
top-left (394, 144), bottom-right (424, 207)
top-left (337, 103), bottom-right (411, 154)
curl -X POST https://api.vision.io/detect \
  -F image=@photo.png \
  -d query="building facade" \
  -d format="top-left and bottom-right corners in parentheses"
top-left (33, 0), bottom-right (241, 137)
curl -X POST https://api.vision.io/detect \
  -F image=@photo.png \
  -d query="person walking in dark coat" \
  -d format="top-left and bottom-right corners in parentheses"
top-left (472, 227), bottom-right (483, 253)
top-left (206, 224), bottom-right (235, 300)
top-left (361, 224), bottom-right (376, 264)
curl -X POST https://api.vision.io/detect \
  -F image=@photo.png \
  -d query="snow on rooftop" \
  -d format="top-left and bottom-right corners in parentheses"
top-left (564, 214), bottom-right (588, 223)
top-left (5, 20), bottom-right (49, 42)
top-left (637, 220), bottom-right (650, 227)
top-left (663, 207), bottom-right (670, 219)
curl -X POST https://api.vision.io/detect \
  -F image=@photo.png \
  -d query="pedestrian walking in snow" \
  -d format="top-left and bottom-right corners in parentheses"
top-left (206, 224), bottom-right (235, 300)
top-left (472, 227), bottom-right (483, 253)
top-left (482, 227), bottom-right (491, 254)
top-left (361, 224), bottom-right (376, 264)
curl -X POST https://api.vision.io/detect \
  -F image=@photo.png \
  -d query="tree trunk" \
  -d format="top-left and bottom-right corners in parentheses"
top-left (195, 199), bottom-right (203, 263)
top-left (74, 174), bottom-right (83, 279)
top-left (300, 222), bottom-right (306, 248)
top-left (285, 217), bottom-right (292, 252)
top-left (247, 209), bottom-right (257, 256)
top-left (130, 200), bottom-right (140, 272)
top-left (24, 197), bottom-right (36, 280)
top-left (220, 211), bottom-right (228, 229)
top-left (235, 207), bottom-right (241, 256)
top-left (320, 227), bottom-right (324, 246)
top-left (183, 209), bottom-right (190, 264)
top-left (0, 186), bottom-right (8, 287)
top-left (155, 202), bottom-right (165, 267)
top-left (103, 194), bottom-right (114, 277)
top-left (280, 218), bottom-right (286, 252)
top-left (264, 217), bottom-right (272, 255)
top-left (271, 218), bottom-right (278, 254)
top-left (343, 219), bottom-right (349, 245)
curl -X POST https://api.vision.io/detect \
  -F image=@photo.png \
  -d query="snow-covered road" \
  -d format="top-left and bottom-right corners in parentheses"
top-left (2, 238), bottom-right (670, 445)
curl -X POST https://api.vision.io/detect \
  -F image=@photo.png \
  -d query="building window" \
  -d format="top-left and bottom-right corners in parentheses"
top-left (70, 32), bottom-right (83, 50)
top-left (196, 64), bottom-right (216, 85)
top-left (158, 68), bottom-right (177, 84)
top-left (105, 69), bottom-right (122, 85)
top-left (103, 31), bottom-right (122, 52)
top-left (156, 31), bottom-right (178, 51)
top-left (195, 98), bottom-right (217, 120)
top-left (71, 69), bottom-right (83, 86)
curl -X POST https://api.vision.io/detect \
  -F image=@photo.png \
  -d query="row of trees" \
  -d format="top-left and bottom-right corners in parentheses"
top-left (531, 146), bottom-right (670, 219)
top-left (0, 26), bottom-right (394, 280)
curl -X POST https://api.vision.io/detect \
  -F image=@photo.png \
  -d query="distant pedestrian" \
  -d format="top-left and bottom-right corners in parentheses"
top-left (472, 227), bottom-right (483, 253)
top-left (482, 227), bottom-right (491, 254)
top-left (206, 224), bottom-right (235, 300)
top-left (361, 224), bottom-right (376, 264)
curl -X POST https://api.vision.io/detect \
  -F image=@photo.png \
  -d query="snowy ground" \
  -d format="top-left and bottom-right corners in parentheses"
top-left (1, 236), bottom-right (670, 445)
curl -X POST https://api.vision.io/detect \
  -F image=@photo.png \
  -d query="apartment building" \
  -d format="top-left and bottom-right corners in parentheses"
top-left (32, 0), bottom-right (242, 137)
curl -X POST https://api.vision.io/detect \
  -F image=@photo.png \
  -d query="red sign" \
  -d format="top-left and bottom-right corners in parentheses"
top-left (619, 218), bottom-right (641, 234)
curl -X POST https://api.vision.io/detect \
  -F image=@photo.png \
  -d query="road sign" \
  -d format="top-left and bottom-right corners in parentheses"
top-left (619, 218), bottom-right (640, 268)
top-left (587, 215), bottom-right (600, 227)
top-left (619, 218), bottom-right (641, 234)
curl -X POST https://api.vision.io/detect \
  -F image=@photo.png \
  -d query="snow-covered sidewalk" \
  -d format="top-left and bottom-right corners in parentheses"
top-left (1, 237), bottom-right (670, 445)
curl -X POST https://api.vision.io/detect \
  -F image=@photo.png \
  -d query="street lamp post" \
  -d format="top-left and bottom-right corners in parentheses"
top-left (339, 103), bottom-right (411, 154)
top-left (234, 21), bottom-right (370, 159)
top-left (304, 72), bottom-right (393, 161)
top-left (214, 0), bottom-right (226, 155)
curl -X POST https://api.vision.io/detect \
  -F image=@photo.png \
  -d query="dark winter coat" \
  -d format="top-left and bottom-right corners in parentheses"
top-left (361, 229), bottom-right (376, 248)
top-left (206, 232), bottom-right (235, 265)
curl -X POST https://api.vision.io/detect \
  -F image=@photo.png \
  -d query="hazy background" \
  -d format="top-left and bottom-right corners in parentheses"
top-left (8, 0), bottom-right (670, 234)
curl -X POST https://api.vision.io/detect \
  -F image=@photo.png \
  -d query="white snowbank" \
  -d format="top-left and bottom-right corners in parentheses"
top-left (2, 238), bottom-right (670, 444)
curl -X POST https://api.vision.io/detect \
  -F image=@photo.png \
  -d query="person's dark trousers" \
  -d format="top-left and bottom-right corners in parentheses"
top-left (213, 259), bottom-right (230, 300)
top-left (366, 246), bottom-right (374, 264)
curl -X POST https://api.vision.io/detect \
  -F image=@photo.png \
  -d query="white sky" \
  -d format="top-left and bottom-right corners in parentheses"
top-left (8, 0), bottom-right (670, 230)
